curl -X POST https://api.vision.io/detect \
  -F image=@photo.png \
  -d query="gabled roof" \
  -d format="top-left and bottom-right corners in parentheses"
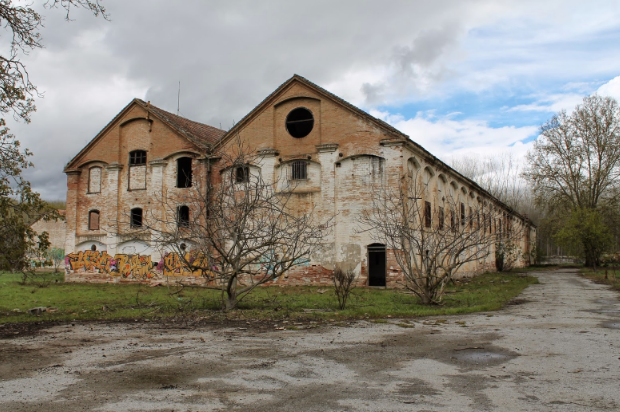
top-left (65, 99), bottom-right (225, 171)
top-left (141, 100), bottom-right (225, 147)
top-left (215, 74), bottom-right (409, 149)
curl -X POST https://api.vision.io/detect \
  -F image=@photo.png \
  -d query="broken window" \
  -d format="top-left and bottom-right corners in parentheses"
top-left (235, 166), bottom-right (249, 183)
top-left (177, 205), bottom-right (189, 228)
top-left (177, 157), bottom-right (192, 188)
top-left (88, 167), bottom-right (102, 193)
top-left (286, 108), bottom-right (314, 138)
top-left (129, 150), bottom-right (147, 166)
top-left (88, 210), bottom-right (100, 230)
top-left (130, 208), bottom-right (143, 228)
top-left (291, 160), bottom-right (307, 180)
top-left (424, 201), bottom-right (432, 228)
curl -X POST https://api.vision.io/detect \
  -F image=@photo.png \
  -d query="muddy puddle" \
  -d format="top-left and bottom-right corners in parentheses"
top-left (451, 347), bottom-right (516, 366)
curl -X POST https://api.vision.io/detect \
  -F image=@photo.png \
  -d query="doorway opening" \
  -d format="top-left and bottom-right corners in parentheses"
top-left (367, 243), bottom-right (386, 287)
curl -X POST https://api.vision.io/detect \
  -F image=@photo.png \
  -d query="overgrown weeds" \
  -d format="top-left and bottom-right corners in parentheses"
top-left (0, 270), bottom-right (538, 325)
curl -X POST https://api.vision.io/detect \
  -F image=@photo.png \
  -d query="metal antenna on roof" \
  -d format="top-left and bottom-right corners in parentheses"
top-left (177, 81), bottom-right (181, 116)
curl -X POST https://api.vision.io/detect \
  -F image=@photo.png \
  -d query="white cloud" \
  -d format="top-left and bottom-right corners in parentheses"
top-left (597, 75), bottom-right (620, 100)
top-left (371, 109), bottom-right (537, 164)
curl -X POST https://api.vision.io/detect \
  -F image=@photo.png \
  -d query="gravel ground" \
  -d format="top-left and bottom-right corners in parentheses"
top-left (1, 268), bottom-right (619, 411)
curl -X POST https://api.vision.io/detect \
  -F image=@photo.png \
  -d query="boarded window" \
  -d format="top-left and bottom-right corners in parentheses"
top-left (235, 166), bottom-right (249, 183)
top-left (88, 167), bottom-right (102, 193)
top-left (286, 108), bottom-right (314, 138)
top-left (128, 150), bottom-right (147, 191)
top-left (177, 205), bottom-right (189, 228)
top-left (177, 157), bottom-right (192, 188)
top-left (291, 160), bottom-right (307, 180)
top-left (131, 208), bottom-right (143, 228)
top-left (424, 201), bottom-right (432, 228)
top-left (88, 210), bottom-right (100, 230)
top-left (438, 207), bottom-right (444, 230)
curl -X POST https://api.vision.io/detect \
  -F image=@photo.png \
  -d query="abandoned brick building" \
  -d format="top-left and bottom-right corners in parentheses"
top-left (63, 75), bottom-right (536, 285)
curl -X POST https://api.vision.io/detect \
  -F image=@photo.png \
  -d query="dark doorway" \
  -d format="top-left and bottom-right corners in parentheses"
top-left (368, 243), bottom-right (386, 287)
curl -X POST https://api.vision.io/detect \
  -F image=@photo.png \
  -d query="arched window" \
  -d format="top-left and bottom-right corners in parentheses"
top-left (177, 157), bottom-right (192, 188)
top-left (130, 208), bottom-right (143, 228)
top-left (88, 167), bottom-right (102, 193)
top-left (177, 205), bottom-right (189, 228)
top-left (88, 210), bottom-right (100, 231)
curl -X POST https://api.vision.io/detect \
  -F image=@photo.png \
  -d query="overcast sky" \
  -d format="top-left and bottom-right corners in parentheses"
top-left (6, 0), bottom-right (620, 200)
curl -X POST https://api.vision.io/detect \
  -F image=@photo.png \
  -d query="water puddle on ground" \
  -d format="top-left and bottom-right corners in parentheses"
top-left (589, 309), bottom-right (620, 315)
top-left (600, 321), bottom-right (620, 330)
top-left (451, 348), bottom-right (515, 366)
top-left (594, 299), bottom-right (619, 305)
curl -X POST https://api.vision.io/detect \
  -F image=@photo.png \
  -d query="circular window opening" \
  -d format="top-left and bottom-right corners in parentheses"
top-left (286, 108), bottom-right (314, 138)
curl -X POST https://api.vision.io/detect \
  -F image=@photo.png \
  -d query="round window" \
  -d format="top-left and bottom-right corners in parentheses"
top-left (286, 107), bottom-right (314, 138)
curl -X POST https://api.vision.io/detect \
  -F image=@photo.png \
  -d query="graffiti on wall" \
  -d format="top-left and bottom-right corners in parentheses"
top-left (65, 250), bottom-right (213, 280)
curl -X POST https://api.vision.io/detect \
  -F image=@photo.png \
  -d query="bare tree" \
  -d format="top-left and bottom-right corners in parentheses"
top-left (360, 171), bottom-right (522, 304)
top-left (332, 266), bottom-right (356, 310)
top-left (524, 95), bottom-right (620, 266)
top-left (143, 142), bottom-right (331, 310)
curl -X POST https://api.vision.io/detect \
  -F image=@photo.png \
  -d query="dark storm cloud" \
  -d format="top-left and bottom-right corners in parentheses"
top-left (12, 0), bottom-right (487, 199)
top-left (10, 0), bottom-right (619, 200)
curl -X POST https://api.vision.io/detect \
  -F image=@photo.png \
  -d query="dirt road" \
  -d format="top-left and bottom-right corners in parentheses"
top-left (1, 269), bottom-right (619, 411)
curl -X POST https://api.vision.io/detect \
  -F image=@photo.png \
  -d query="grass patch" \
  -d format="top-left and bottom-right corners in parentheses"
top-left (581, 268), bottom-right (620, 291)
top-left (0, 271), bottom-right (538, 325)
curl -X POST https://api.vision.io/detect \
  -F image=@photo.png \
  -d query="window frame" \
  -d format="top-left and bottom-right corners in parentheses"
top-left (129, 150), bottom-right (147, 166)
top-left (87, 166), bottom-right (102, 194)
top-left (176, 157), bottom-right (193, 188)
top-left (291, 160), bottom-right (308, 181)
top-left (130, 208), bottom-right (143, 228)
top-left (88, 210), bottom-right (100, 231)
top-left (177, 205), bottom-right (190, 228)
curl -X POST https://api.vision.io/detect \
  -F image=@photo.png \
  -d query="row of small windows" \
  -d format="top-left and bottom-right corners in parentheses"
top-left (87, 153), bottom-right (193, 193)
top-left (421, 200), bottom-right (512, 235)
top-left (88, 206), bottom-right (190, 230)
top-left (233, 160), bottom-right (308, 183)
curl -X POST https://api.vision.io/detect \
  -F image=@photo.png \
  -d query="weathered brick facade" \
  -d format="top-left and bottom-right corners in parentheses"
top-left (64, 75), bottom-right (536, 286)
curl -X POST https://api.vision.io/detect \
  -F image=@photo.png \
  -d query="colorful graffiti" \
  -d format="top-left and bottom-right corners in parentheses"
top-left (161, 251), bottom-right (210, 277)
top-left (65, 250), bottom-right (114, 273)
top-left (65, 250), bottom-right (213, 281)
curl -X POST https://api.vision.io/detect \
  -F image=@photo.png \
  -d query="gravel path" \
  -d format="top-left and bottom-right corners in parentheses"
top-left (1, 268), bottom-right (619, 411)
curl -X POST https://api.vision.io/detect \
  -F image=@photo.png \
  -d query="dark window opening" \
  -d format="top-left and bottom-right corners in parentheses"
top-left (286, 108), bottom-right (314, 138)
top-left (469, 206), bottom-right (473, 228)
top-left (88, 210), bottom-right (100, 231)
top-left (438, 207), bottom-right (444, 230)
top-left (177, 157), bottom-right (192, 188)
top-left (129, 150), bottom-right (147, 166)
top-left (90, 244), bottom-right (97, 251)
top-left (450, 210), bottom-right (456, 231)
top-left (291, 160), bottom-right (307, 180)
top-left (131, 208), bottom-right (143, 228)
top-left (177, 205), bottom-right (189, 228)
top-left (235, 166), bottom-right (249, 183)
top-left (424, 201), bottom-right (432, 228)
top-left (460, 203), bottom-right (466, 225)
